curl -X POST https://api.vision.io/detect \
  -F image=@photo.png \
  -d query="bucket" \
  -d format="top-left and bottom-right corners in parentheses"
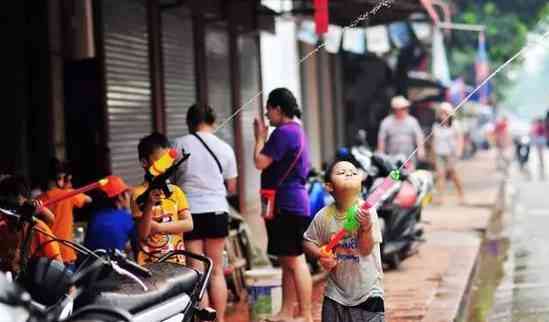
top-left (244, 268), bottom-right (282, 322)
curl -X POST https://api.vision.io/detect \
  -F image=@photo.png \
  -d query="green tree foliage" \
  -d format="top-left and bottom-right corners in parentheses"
top-left (449, 0), bottom-right (549, 101)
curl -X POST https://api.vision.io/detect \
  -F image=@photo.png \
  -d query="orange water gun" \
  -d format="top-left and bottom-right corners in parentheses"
top-left (136, 149), bottom-right (190, 210)
top-left (149, 148), bottom-right (179, 177)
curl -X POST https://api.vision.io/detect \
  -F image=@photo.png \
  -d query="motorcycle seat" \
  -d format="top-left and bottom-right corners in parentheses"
top-left (91, 262), bottom-right (200, 314)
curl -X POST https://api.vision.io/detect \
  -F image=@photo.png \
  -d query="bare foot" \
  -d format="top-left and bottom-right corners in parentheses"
top-left (266, 314), bottom-right (294, 322)
top-left (290, 316), bottom-right (313, 322)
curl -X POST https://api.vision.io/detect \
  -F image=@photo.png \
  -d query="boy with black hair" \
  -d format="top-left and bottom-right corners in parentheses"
top-left (131, 132), bottom-right (193, 265)
top-left (304, 160), bottom-right (385, 322)
top-left (0, 175), bottom-right (62, 272)
top-left (84, 176), bottom-right (135, 253)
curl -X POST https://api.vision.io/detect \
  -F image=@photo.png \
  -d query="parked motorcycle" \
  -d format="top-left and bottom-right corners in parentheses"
top-left (0, 270), bottom-right (38, 322)
top-left (0, 203), bottom-right (216, 322)
top-left (356, 153), bottom-right (433, 269)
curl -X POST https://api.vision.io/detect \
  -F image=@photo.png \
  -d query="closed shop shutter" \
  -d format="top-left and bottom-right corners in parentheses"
top-left (102, 0), bottom-right (152, 185)
top-left (162, 8), bottom-right (196, 139)
top-left (238, 35), bottom-right (262, 211)
top-left (205, 26), bottom-right (234, 147)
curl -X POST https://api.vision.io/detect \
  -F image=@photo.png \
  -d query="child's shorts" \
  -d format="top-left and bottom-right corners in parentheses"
top-left (322, 296), bottom-right (385, 322)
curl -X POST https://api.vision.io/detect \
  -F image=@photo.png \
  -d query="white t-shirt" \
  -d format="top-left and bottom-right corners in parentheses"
top-left (432, 121), bottom-right (461, 156)
top-left (378, 115), bottom-right (424, 157)
top-left (304, 203), bottom-right (384, 306)
top-left (172, 132), bottom-right (238, 214)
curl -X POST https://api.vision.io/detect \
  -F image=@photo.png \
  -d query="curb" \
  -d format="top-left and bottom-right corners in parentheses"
top-left (421, 176), bottom-right (509, 322)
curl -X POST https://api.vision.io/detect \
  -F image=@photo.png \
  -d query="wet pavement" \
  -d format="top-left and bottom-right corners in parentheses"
top-left (470, 151), bottom-right (549, 322)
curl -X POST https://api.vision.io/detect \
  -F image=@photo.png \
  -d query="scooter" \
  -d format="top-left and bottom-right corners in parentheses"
top-left (366, 154), bottom-right (433, 269)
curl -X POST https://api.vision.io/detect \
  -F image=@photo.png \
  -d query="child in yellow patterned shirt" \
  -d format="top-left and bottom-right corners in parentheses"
top-left (131, 133), bottom-right (193, 265)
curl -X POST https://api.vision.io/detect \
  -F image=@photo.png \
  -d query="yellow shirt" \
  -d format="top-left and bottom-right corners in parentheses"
top-left (131, 183), bottom-right (189, 265)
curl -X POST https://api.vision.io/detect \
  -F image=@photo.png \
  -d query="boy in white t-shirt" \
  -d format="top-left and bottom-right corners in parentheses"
top-left (303, 160), bottom-right (384, 322)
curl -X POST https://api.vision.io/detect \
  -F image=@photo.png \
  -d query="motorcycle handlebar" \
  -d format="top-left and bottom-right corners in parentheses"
top-left (111, 249), bottom-right (152, 278)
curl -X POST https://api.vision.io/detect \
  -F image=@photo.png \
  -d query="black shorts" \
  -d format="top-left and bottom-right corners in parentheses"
top-left (322, 297), bottom-right (385, 322)
top-left (184, 212), bottom-right (229, 240)
top-left (266, 211), bottom-right (312, 257)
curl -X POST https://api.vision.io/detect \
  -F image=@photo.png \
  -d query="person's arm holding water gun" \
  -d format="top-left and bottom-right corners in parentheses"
top-left (356, 206), bottom-right (377, 256)
top-left (150, 188), bottom-right (193, 235)
top-left (134, 188), bottom-right (162, 241)
top-left (31, 200), bottom-right (55, 227)
top-left (303, 213), bottom-right (338, 272)
top-left (319, 171), bottom-right (398, 259)
top-left (132, 187), bottom-right (193, 240)
top-left (303, 239), bottom-right (338, 272)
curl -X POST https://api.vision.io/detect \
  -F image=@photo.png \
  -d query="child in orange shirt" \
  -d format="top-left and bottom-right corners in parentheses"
top-left (0, 175), bottom-right (62, 273)
top-left (39, 159), bottom-right (91, 268)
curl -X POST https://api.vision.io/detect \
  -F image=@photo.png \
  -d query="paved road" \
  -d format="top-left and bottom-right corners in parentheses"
top-left (489, 150), bottom-right (549, 321)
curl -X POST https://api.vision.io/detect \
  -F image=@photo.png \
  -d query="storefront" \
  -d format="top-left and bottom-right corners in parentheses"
top-left (93, 0), bottom-right (267, 214)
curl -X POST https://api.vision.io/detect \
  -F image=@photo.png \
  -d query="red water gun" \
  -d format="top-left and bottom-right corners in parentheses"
top-left (41, 177), bottom-right (110, 208)
top-left (41, 149), bottom-right (181, 209)
top-left (320, 170), bottom-right (400, 257)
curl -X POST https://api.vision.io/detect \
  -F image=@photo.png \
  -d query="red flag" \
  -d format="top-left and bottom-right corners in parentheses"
top-left (314, 0), bottom-right (328, 35)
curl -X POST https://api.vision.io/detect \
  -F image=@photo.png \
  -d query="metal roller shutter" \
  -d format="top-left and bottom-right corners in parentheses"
top-left (162, 8), bottom-right (196, 139)
top-left (102, 0), bottom-right (152, 185)
top-left (205, 26), bottom-right (234, 147)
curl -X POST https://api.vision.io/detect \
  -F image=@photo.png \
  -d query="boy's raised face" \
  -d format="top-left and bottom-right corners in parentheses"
top-left (326, 161), bottom-right (363, 195)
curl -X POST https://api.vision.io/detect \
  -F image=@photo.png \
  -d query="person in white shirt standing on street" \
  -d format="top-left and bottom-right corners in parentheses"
top-left (173, 104), bottom-right (238, 322)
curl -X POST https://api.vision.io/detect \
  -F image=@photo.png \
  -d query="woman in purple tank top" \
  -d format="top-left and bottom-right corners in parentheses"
top-left (254, 88), bottom-right (313, 322)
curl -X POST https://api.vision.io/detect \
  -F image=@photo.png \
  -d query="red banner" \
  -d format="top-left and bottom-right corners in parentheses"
top-left (314, 0), bottom-right (329, 35)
